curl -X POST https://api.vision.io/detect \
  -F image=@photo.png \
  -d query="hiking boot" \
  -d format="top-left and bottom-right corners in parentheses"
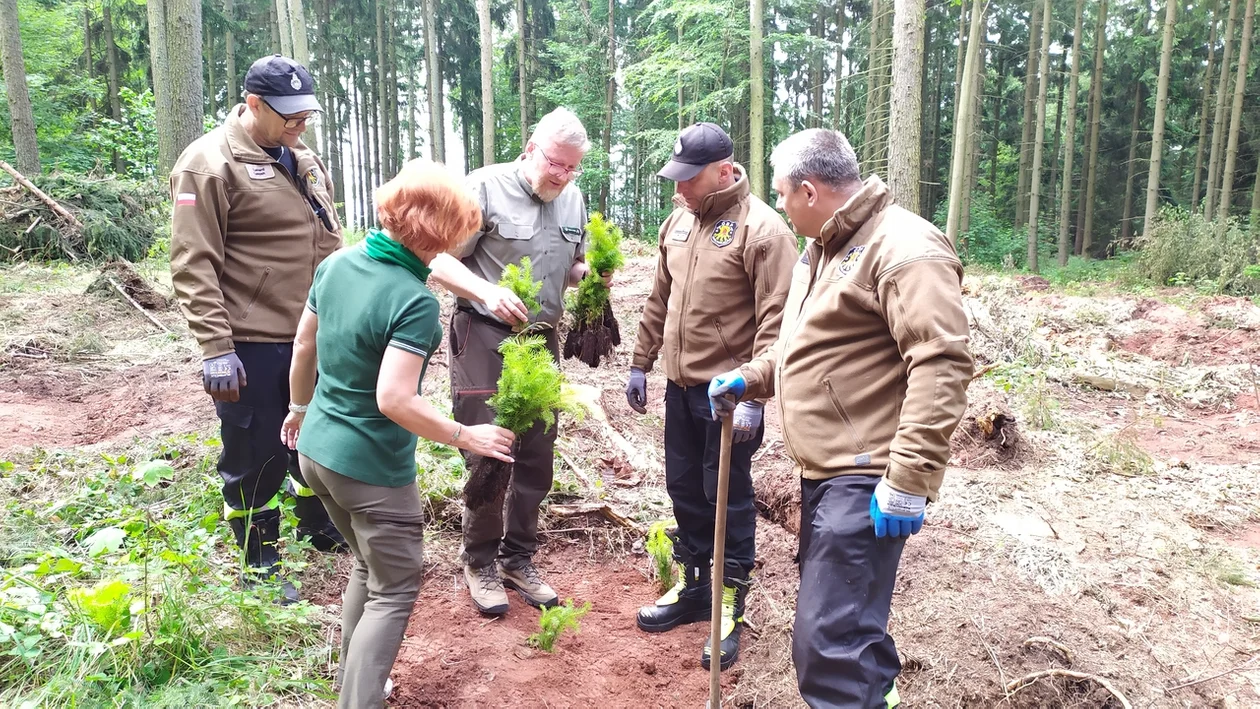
top-left (636, 560), bottom-right (710, 632)
top-left (499, 560), bottom-right (559, 608)
top-left (701, 577), bottom-right (749, 671)
top-left (465, 563), bottom-right (510, 615)
top-left (292, 487), bottom-right (349, 553)
top-left (229, 511), bottom-right (299, 605)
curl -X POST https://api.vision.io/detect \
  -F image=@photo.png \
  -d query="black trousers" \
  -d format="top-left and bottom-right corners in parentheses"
top-left (214, 342), bottom-right (325, 526)
top-left (663, 380), bottom-right (761, 581)
top-left (794, 474), bottom-right (905, 708)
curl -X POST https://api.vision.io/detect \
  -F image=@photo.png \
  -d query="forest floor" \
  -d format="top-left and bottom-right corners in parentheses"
top-left (2, 251), bottom-right (1259, 708)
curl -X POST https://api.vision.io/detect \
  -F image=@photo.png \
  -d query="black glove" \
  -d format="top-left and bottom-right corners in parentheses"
top-left (203, 351), bottom-right (247, 402)
top-left (625, 367), bottom-right (647, 414)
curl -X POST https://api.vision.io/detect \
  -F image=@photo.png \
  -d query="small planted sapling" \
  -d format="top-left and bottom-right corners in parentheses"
top-left (563, 213), bottom-right (625, 367)
top-left (646, 519), bottom-right (678, 595)
top-left (527, 598), bottom-right (591, 652)
top-left (499, 256), bottom-right (543, 331)
top-left (462, 334), bottom-right (583, 510)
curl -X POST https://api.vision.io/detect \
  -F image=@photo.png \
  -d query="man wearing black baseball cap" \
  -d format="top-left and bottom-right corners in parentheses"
top-left (626, 122), bottom-right (799, 671)
top-left (168, 54), bottom-right (345, 605)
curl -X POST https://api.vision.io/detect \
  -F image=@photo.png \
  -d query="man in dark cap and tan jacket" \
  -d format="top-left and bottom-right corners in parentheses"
top-left (626, 122), bottom-right (798, 671)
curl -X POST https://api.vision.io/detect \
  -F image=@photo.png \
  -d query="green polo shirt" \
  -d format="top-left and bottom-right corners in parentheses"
top-left (296, 245), bottom-right (442, 487)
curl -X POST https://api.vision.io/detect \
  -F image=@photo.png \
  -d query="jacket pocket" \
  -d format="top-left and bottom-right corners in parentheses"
top-left (497, 223), bottom-right (535, 240)
top-left (241, 267), bottom-right (272, 321)
top-left (714, 317), bottom-right (737, 366)
top-left (824, 377), bottom-right (869, 454)
top-left (450, 310), bottom-right (472, 358)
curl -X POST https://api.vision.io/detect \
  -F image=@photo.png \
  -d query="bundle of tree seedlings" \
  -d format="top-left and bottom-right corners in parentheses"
top-left (462, 334), bottom-right (582, 510)
top-left (563, 213), bottom-right (625, 368)
top-left (500, 256), bottom-right (542, 331)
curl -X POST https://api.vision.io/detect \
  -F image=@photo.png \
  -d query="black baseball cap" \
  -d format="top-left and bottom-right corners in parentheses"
top-left (658, 122), bottom-right (735, 181)
top-left (243, 54), bottom-right (321, 114)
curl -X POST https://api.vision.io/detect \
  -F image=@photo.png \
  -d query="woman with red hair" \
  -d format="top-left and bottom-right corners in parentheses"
top-left (280, 159), bottom-right (520, 707)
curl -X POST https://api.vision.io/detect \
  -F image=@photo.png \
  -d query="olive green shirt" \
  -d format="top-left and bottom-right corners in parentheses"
top-left (456, 160), bottom-right (588, 327)
top-left (297, 245), bottom-right (442, 487)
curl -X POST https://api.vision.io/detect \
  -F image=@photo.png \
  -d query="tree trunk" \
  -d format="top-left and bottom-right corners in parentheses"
top-left (374, 0), bottom-right (386, 180)
top-left (1206, 0), bottom-right (1240, 218)
top-left (1120, 85), bottom-right (1144, 243)
top-left (269, 1), bottom-right (280, 54)
top-left (917, 14), bottom-right (932, 217)
top-left (1047, 50), bottom-right (1066, 213)
top-left (944, 0), bottom-right (984, 245)
top-left (83, 2), bottom-right (96, 114)
top-left (1251, 163), bottom-right (1260, 231)
top-left (147, 0), bottom-right (173, 173)
top-left (833, 0), bottom-right (846, 130)
top-left (989, 45), bottom-right (1003, 199)
top-left (864, 0), bottom-right (883, 157)
top-left (749, 0), bottom-right (765, 199)
top-left (1191, 0), bottom-right (1219, 209)
top-left (929, 41), bottom-right (945, 213)
top-left (478, 0), bottom-right (495, 167)
top-left (961, 33), bottom-right (984, 234)
top-left (888, 0), bottom-right (924, 209)
top-left (206, 27), bottom-right (217, 118)
top-left (275, 0), bottom-right (293, 57)
top-left (223, 0), bottom-right (236, 102)
top-left (1217, 0), bottom-right (1255, 224)
top-left (1078, 0), bottom-right (1107, 257)
top-left (1015, 0), bottom-right (1043, 228)
top-left (1026, 0), bottom-right (1051, 272)
top-left (288, 0), bottom-right (308, 65)
top-left (0, 0), bottom-right (39, 174)
top-left (165, 0), bottom-right (204, 173)
top-left (409, 59), bottom-right (418, 159)
top-left (387, 1), bottom-right (398, 173)
top-left (1142, 0), bottom-right (1177, 238)
top-left (517, 0), bottom-right (529, 143)
top-left (599, 0), bottom-right (615, 214)
top-left (424, 0), bottom-right (445, 163)
top-left (1057, 0), bottom-right (1084, 266)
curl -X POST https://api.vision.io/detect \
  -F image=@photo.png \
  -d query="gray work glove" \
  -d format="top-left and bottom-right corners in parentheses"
top-left (625, 367), bottom-right (648, 414)
top-left (203, 351), bottom-right (247, 402)
top-left (732, 402), bottom-right (763, 443)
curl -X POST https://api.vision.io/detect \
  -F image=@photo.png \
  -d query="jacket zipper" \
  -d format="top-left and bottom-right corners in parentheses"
top-left (676, 246), bottom-right (699, 378)
top-left (715, 318), bottom-right (737, 366)
top-left (824, 378), bottom-right (869, 453)
top-left (242, 267), bottom-right (273, 320)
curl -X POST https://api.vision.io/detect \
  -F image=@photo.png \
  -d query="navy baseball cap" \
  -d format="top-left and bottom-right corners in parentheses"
top-left (658, 123), bottom-right (735, 181)
top-left (244, 54), bottom-right (321, 114)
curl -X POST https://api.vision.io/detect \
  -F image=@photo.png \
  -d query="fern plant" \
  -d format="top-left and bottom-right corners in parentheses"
top-left (563, 213), bottom-right (625, 367)
top-left (527, 599), bottom-right (591, 652)
top-left (499, 256), bottom-right (544, 322)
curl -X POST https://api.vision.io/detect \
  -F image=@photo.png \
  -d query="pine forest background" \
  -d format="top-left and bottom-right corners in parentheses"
top-left (2, 0), bottom-right (1260, 277)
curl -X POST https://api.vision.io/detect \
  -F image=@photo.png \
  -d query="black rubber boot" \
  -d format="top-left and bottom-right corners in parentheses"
top-left (636, 560), bottom-right (711, 632)
top-left (702, 576), bottom-right (749, 671)
top-left (292, 494), bottom-right (348, 553)
top-left (229, 510), bottom-right (299, 605)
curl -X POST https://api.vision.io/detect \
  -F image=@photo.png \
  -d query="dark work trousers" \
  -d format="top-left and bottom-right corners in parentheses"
top-left (794, 474), bottom-right (906, 709)
top-left (214, 342), bottom-right (327, 527)
top-left (663, 380), bottom-right (762, 581)
top-left (450, 309), bottom-right (560, 571)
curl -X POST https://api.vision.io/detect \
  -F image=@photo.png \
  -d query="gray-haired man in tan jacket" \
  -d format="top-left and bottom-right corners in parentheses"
top-left (709, 128), bottom-right (973, 708)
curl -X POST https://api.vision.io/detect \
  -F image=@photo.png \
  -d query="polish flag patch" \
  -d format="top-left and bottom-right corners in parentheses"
top-left (176, 192), bottom-right (197, 206)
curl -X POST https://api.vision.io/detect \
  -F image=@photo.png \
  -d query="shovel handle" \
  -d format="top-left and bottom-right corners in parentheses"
top-left (710, 415), bottom-right (734, 706)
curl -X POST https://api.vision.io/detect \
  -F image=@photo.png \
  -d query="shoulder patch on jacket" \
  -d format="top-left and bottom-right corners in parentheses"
top-left (836, 245), bottom-right (866, 278)
top-left (711, 220), bottom-right (737, 247)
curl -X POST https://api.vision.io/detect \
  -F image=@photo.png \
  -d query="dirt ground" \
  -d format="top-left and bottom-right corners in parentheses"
top-left (3, 256), bottom-right (1260, 707)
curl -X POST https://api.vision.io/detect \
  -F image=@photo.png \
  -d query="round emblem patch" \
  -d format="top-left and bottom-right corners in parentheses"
top-left (290, 72), bottom-right (302, 90)
top-left (711, 220), bottom-right (737, 247)
top-left (673, 138), bottom-right (684, 155)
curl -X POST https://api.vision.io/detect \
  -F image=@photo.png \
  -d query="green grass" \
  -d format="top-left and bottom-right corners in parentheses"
top-left (0, 434), bottom-right (333, 707)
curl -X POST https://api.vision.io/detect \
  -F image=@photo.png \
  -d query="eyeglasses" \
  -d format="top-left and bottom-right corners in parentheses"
top-left (262, 99), bottom-right (319, 129)
top-left (536, 146), bottom-right (583, 178)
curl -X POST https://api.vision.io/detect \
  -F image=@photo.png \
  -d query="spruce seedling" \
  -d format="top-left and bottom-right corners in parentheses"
top-left (646, 519), bottom-right (678, 595)
top-left (499, 257), bottom-right (543, 330)
top-left (527, 599), bottom-right (591, 652)
top-left (563, 213), bottom-right (625, 367)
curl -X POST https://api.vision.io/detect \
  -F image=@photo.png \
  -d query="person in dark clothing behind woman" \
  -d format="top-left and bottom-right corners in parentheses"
top-left (281, 159), bottom-right (521, 708)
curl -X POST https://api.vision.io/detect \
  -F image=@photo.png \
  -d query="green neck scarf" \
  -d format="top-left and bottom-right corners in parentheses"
top-left (364, 229), bottom-right (431, 283)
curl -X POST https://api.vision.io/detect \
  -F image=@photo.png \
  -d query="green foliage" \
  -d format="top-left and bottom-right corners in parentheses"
top-left (0, 173), bottom-right (166, 263)
top-left (499, 257), bottom-right (544, 320)
top-left (936, 194), bottom-right (1026, 269)
top-left (1135, 209), bottom-right (1259, 296)
top-left (488, 336), bottom-right (582, 435)
top-left (86, 89), bottom-right (159, 180)
top-left (585, 213), bottom-right (625, 275)
top-left (527, 598), bottom-right (590, 652)
top-left (0, 436), bottom-right (329, 707)
top-left (646, 520), bottom-right (677, 595)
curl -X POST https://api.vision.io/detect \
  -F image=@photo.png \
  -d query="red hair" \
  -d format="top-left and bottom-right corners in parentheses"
top-left (375, 159), bottom-right (482, 255)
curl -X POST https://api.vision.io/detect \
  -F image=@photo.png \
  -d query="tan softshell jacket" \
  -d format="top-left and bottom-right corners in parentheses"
top-left (169, 104), bottom-right (343, 358)
top-left (740, 176), bottom-right (973, 501)
top-left (632, 166), bottom-right (798, 387)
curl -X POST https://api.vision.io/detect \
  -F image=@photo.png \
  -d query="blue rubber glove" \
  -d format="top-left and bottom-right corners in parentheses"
top-left (732, 402), bottom-right (762, 443)
top-left (203, 351), bottom-right (247, 402)
top-left (707, 369), bottom-right (746, 420)
top-left (625, 367), bottom-right (648, 414)
top-left (870, 478), bottom-right (926, 539)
